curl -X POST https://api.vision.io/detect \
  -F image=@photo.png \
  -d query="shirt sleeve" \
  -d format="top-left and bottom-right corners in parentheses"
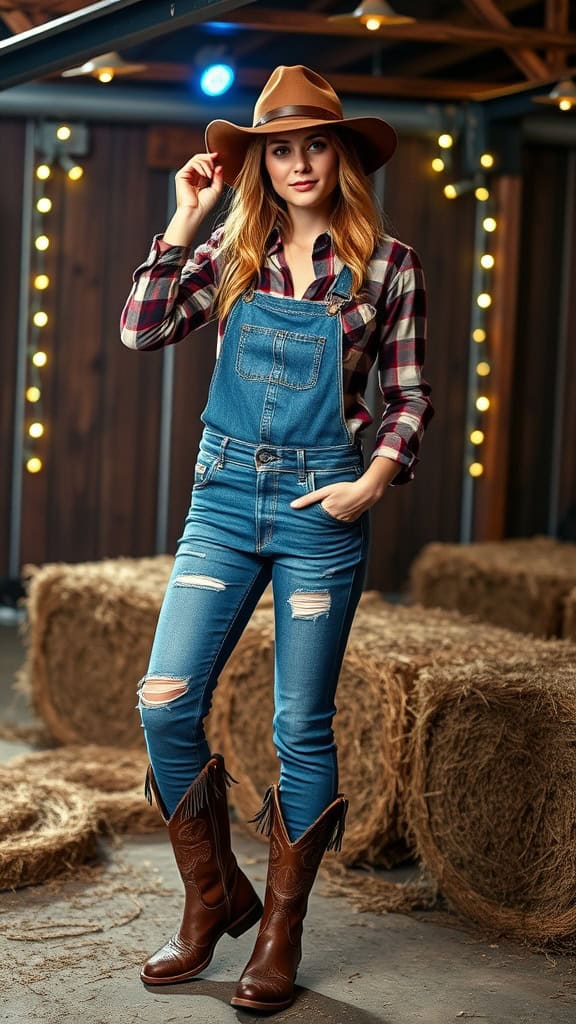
top-left (119, 224), bottom-right (225, 351)
top-left (371, 245), bottom-right (434, 485)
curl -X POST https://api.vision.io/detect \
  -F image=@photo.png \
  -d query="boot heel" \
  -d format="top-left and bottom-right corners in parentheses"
top-left (227, 898), bottom-right (263, 938)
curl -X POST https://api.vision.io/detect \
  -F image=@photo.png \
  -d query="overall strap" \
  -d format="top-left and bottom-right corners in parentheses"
top-left (325, 263), bottom-right (353, 315)
top-left (328, 263), bottom-right (353, 300)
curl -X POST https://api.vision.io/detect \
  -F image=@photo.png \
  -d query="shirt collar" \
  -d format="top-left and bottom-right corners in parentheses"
top-left (266, 224), bottom-right (334, 258)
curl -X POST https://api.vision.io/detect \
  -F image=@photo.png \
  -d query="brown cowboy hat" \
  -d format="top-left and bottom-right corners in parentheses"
top-left (205, 64), bottom-right (398, 186)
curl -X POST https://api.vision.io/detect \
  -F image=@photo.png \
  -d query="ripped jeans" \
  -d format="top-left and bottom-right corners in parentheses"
top-left (137, 429), bottom-right (370, 841)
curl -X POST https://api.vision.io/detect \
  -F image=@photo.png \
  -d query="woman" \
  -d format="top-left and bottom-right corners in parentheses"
top-left (120, 64), bottom-right (434, 1012)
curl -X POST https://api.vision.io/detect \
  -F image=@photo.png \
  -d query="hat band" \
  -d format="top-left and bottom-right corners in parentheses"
top-left (253, 104), bottom-right (341, 128)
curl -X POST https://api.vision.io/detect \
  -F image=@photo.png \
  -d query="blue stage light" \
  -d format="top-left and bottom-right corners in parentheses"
top-left (200, 63), bottom-right (235, 96)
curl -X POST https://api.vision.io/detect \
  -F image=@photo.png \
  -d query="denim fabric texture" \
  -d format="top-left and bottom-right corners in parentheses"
top-left (137, 263), bottom-right (370, 840)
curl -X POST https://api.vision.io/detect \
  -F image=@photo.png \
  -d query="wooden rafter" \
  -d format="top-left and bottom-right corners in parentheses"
top-left (0, 9), bottom-right (35, 33)
top-left (463, 0), bottom-right (549, 79)
top-left (43, 61), bottom-right (564, 102)
top-left (233, 0), bottom-right (336, 61)
top-left (218, 8), bottom-right (576, 51)
top-left (546, 0), bottom-right (570, 75)
top-left (388, 0), bottom-right (538, 78)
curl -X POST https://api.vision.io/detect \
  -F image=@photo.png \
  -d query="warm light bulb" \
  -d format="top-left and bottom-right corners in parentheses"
top-left (35, 235), bottom-right (50, 251)
top-left (444, 184), bottom-right (457, 199)
top-left (32, 351), bottom-right (48, 367)
top-left (98, 70), bottom-right (114, 83)
top-left (476, 396), bottom-right (490, 412)
top-left (438, 133), bottom-right (453, 149)
top-left (36, 197), bottom-right (52, 214)
top-left (475, 187), bottom-right (490, 201)
top-left (33, 311), bottom-right (48, 328)
top-left (26, 386), bottom-right (41, 403)
top-left (67, 165), bottom-right (84, 181)
top-left (480, 153), bottom-right (494, 168)
top-left (34, 274), bottom-right (50, 290)
top-left (480, 254), bottom-right (494, 269)
top-left (36, 164), bottom-right (51, 180)
top-left (364, 16), bottom-right (381, 30)
top-left (28, 422), bottom-right (44, 438)
top-left (431, 157), bottom-right (445, 173)
top-left (470, 429), bottom-right (485, 445)
top-left (56, 124), bottom-right (72, 141)
top-left (469, 462), bottom-right (484, 477)
top-left (476, 361), bottom-right (491, 376)
top-left (26, 457), bottom-right (43, 474)
top-left (483, 217), bottom-right (497, 232)
top-left (559, 99), bottom-right (573, 112)
top-left (477, 293), bottom-right (492, 308)
top-left (473, 328), bottom-right (486, 343)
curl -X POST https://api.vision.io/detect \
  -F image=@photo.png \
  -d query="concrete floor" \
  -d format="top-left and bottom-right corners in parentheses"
top-left (1, 620), bottom-right (575, 1024)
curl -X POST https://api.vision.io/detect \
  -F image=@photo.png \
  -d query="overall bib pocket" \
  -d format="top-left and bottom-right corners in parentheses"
top-left (236, 325), bottom-right (326, 390)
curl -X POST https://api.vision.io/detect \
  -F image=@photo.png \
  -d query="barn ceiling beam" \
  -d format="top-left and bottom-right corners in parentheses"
top-left (217, 7), bottom-right (576, 50)
top-left (463, 0), bottom-right (549, 79)
top-left (546, 0), bottom-right (570, 75)
top-left (377, 0), bottom-right (537, 77)
top-left (0, 9), bottom-right (35, 33)
top-left (43, 60), bottom-right (521, 100)
top-left (0, 0), bottom-right (256, 91)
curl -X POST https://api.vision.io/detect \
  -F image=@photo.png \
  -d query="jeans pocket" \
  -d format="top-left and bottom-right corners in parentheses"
top-left (310, 464), bottom-right (363, 525)
top-left (192, 456), bottom-right (220, 489)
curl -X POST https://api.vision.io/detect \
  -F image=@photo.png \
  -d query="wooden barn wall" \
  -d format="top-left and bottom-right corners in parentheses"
top-left (368, 135), bottom-right (475, 591)
top-left (7, 118), bottom-right (567, 590)
top-left (505, 145), bottom-right (575, 540)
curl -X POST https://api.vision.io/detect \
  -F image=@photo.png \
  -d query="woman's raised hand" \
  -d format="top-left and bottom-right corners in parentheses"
top-left (174, 151), bottom-right (224, 217)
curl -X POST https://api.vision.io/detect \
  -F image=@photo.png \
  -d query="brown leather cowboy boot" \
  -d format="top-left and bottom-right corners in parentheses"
top-left (141, 752), bottom-right (263, 985)
top-left (231, 783), bottom-right (348, 1011)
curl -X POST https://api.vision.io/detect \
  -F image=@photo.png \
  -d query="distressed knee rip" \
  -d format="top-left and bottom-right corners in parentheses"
top-left (288, 590), bottom-right (331, 620)
top-left (138, 677), bottom-right (189, 707)
top-left (174, 573), bottom-right (226, 591)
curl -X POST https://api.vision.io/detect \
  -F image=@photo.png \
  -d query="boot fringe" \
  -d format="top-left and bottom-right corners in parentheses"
top-left (181, 755), bottom-right (237, 820)
top-left (326, 798), bottom-right (349, 853)
top-left (247, 784), bottom-right (274, 837)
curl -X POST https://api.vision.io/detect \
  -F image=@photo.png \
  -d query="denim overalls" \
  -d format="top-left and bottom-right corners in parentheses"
top-left (138, 264), bottom-right (371, 840)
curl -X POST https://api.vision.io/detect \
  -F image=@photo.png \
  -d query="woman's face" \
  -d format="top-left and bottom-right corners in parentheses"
top-left (263, 128), bottom-right (339, 211)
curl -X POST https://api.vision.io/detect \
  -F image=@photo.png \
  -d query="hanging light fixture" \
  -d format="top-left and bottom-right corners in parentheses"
top-left (329, 1), bottom-right (415, 30)
top-left (532, 78), bottom-right (576, 112)
top-left (61, 52), bottom-right (146, 84)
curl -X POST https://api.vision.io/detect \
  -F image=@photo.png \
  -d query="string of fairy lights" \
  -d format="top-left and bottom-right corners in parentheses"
top-left (431, 129), bottom-right (498, 486)
top-left (25, 122), bottom-right (86, 475)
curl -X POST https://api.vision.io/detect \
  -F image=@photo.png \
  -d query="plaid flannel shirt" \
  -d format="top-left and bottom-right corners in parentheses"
top-left (120, 224), bottom-right (434, 484)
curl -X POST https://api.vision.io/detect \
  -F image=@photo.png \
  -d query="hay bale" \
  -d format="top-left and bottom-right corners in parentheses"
top-left (409, 536), bottom-right (576, 637)
top-left (9, 745), bottom-right (161, 835)
top-left (19, 557), bottom-right (175, 746)
top-left (405, 653), bottom-right (576, 942)
top-left (0, 768), bottom-right (96, 890)
top-left (563, 587), bottom-right (576, 642)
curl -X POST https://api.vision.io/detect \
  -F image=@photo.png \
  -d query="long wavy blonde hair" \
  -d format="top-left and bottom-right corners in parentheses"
top-left (214, 128), bottom-right (391, 319)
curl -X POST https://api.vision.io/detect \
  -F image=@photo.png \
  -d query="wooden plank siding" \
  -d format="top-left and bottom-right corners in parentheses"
top-left (369, 134), bottom-right (476, 591)
top-left (505, 146), bottom-right (569, 539)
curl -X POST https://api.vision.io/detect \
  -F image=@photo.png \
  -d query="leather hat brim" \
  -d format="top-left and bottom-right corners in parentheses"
top-left (204, 116), bottom-right (397, 186)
